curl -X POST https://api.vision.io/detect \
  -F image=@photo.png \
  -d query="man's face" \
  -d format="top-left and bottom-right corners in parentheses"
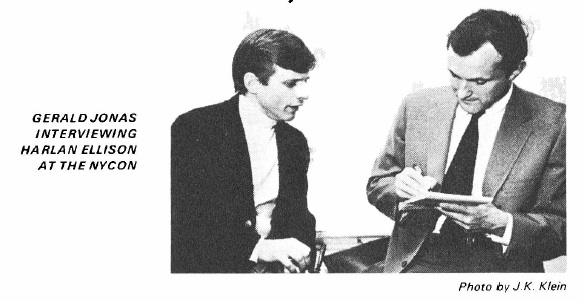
top-left (447, 42), bottom-right (513, 114)
top-left (253, 65), bottom-right (310, 121)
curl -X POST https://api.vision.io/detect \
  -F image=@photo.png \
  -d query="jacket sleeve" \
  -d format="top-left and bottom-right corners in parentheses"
top-left (270, 128), bottom-right (316, 249)
top-left (171, 114), bottom-right (204, 272)
top-left (171, 114), bottom-right (259, 273)
top-left (285, 144), bottom-right (316, 248)
top-left (366, 99), bottom-right (408, 221)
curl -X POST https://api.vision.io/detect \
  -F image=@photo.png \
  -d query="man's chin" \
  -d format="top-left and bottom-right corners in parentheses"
top-left (459, 102), bottom-right (483, 114)
top-left (282, 111), bottom-right (297, 121)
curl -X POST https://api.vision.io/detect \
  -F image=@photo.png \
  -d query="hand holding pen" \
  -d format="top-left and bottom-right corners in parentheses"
top-left (394, 164), bottom-right (438, 199)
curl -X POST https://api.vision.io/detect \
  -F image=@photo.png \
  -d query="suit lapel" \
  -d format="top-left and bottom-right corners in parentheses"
top-left (426, 95), bottom-right (458, 184)
top-left (222, 95), bottom-right (255, 213)
top-left (274, 122), bottom-right (290, 203)
top-left (482, 87), bottom-right (533, 198)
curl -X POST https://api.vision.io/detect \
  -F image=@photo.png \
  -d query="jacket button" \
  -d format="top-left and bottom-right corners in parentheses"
top-left (245, 220), bottom-right (253, 227)
top-left (401, 261), bottom-right (408, 268)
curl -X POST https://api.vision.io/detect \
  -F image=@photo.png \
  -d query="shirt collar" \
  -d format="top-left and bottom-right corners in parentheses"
top-left (239, 94), bottom-right (277, 130)
top-left (487, 83), bottom-right (513, 114)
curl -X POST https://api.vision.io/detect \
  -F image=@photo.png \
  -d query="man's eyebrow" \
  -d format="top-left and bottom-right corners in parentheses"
top-left (448, 69), bottom-right (461, 78)
top-left (283, 77), bottom-right (310, 84)
top-left (448, 69), bottom-right (491, 82)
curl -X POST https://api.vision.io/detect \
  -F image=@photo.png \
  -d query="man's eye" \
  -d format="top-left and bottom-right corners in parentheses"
top-left (476, 80), bottom-right (487, 85)
top-left (285, 82), bottom-right (296, 88)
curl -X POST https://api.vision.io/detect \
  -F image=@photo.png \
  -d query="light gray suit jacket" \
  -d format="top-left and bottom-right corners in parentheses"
top-left (367, 86), bottom-right (566, 273)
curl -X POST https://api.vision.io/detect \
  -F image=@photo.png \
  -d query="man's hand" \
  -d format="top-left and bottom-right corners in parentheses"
top-left (437, 203), bottom-right (509, 235)
top-left (255, 238), bottom-right (311, 273)
top-left (395, 167), bottom-right (437, 199)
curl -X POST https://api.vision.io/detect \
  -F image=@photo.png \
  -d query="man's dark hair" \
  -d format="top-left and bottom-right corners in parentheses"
top-left (232, 28), bottom-right (316, 94)
top-left (447, 9), bottom-right (528, 75)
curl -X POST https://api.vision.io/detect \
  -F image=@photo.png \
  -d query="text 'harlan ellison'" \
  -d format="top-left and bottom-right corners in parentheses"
top-left (21, 145), bottom-right (137, 155)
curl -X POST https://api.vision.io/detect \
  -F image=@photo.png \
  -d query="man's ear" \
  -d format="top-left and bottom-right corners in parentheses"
top-left (508, 61), bottom-right (526, 81)
top-left (243, 72), bottom-right (262, 94)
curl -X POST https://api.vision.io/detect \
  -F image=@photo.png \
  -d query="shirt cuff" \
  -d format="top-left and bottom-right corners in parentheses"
top-left (249, 238), bottom-right (264, 263)
top-left (485, 212), bottom-right (513, 252)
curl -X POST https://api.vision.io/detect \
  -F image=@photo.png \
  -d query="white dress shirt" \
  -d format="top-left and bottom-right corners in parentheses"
top-left (239, 94), bottom-right (280, 262)
top-left (239, 94), bottom-right (279, 237)
top-left (434, 84), bottom-right (514, 248)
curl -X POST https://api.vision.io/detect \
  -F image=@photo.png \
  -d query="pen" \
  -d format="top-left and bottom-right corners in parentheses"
top-left (412, 164), bottom-right (424, 176)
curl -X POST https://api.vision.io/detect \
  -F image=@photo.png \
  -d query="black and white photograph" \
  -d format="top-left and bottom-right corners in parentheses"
top-left (1, 0), bottom-right (579, 299)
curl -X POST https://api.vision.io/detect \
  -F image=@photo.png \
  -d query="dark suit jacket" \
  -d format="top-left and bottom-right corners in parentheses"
top-left (171, 95), bottom-right (316, 273)
top-left (367, 86), bottom-right (566, 273)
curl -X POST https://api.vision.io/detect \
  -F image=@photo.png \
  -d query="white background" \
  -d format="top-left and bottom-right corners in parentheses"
top-left (0, 0), bottom-right (580, 300)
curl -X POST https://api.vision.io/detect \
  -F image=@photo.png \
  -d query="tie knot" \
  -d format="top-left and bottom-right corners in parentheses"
top-left (470, 110), bottom-right (485, 123)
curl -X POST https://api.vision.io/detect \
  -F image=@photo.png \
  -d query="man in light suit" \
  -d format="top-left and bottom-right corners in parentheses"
top-left (367, 9), bottom-right (565, 272)
top-left (171, 29), bottom-right (317, 273)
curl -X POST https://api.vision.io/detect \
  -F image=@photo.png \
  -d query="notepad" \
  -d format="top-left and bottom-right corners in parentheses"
top-left (398, 191), bottom-right (493, 211)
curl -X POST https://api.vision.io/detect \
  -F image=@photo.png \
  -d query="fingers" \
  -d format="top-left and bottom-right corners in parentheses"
top-left (286, 240), bottom-right (311, 272)
top-left (439, 203), bottom-right (497, 217)
top-left (438, 203), bottom-right (470, 213)
top-left (395, 167), bottom-right (429, 198)
top-left (281, 239), bottom-right (310, 273)
top-left (436, 206), bottom-right (460, 220)
top-left (280, 256), bottom-right (300, 273)
top-left (437, 209), bottom-right (473, 230)
top-left (288, 255), bottom-right (310, 272)
top-left (437, 205), bottom-right (474, 219)
top-left (292, 254), bottom-right (309, 271)
top-left (257, 238), bottom-right (311, 273)
top-left (396, 181), bottom-right (421, 198)
top-left (452, 219), bottom-right (471, 230)
top-left (436, 206), bottom-right (473, 227)
top-left (437, 204), bottom-right (493, 230)
top-left (395, 167), bottom-right (438, 198)
top-left (422, 176), bottom-right (438, 191)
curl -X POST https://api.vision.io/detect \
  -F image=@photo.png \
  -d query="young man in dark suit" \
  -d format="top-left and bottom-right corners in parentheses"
top-left (367, 9), bottom-right (565, 272)
top-left (172, 29), bottom-right (317, 273)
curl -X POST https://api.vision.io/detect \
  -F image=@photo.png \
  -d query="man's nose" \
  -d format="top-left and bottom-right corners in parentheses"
top-left (456, 80), bottom-right (472, 100)
top-left (294, 84), bottom-right (309, 104)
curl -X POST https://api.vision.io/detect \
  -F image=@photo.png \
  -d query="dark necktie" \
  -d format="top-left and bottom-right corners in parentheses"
top-left (441, 110), bottom-right (484, 195)
top-left (440, 110), bottom-right (485, 241)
